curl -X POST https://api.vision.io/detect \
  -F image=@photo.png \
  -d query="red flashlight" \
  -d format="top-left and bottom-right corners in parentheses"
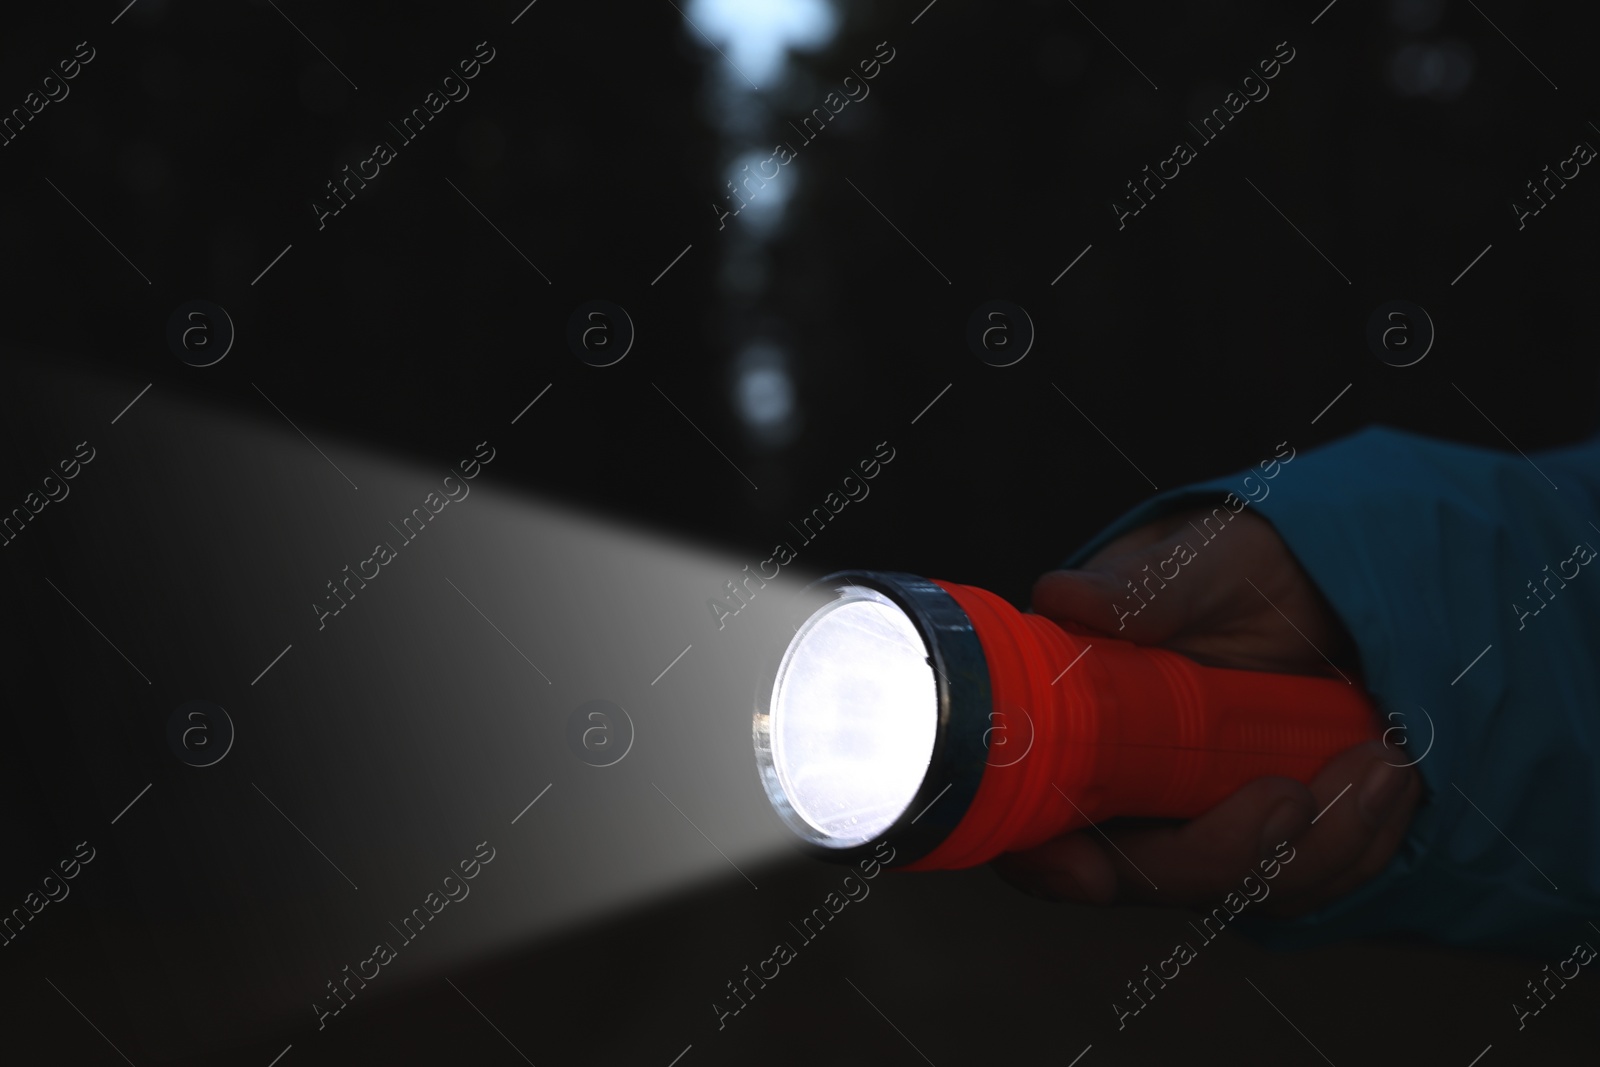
top-left (753, 572), bottom-right (1379, 870)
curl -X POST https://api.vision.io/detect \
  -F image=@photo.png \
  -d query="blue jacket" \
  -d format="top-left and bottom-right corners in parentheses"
top-left (1064, 427), bottom-right (1600, 953)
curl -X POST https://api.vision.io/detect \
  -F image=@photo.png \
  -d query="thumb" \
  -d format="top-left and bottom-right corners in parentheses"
top-left (1032, 545), bottom-right (1199, 645)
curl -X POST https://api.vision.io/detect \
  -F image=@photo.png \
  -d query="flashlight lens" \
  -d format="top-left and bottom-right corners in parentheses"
top-left (769, 585), bottom-right (938, 847)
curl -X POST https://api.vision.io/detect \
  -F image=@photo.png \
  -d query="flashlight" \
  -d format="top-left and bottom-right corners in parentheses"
top-left (753, 571), bottom-right (1380, 870)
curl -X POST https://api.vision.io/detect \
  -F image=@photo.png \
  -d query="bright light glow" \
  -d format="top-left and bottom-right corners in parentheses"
top-left (770, 586), bottom-right (937, 847)
top-left (725, 148), bottom-right (797, 235)
top-left (685, 0), bottom-right (839, 87)
top-left (733, 340), bottom-right (798, 445)
top-left (738, 365), bottom-right (792, 426)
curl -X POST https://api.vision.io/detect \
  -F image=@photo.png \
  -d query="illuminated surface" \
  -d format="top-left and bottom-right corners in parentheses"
top-left (769, 586), bottom-right (938, 847)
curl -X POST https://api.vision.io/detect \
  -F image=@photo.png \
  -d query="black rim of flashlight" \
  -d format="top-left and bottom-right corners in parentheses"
top-left (753, 570), bottom-right (992, 868)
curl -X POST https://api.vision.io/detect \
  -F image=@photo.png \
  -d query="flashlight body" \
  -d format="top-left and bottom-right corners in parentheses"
top-left (902, 579), bottom-right (1380, 871)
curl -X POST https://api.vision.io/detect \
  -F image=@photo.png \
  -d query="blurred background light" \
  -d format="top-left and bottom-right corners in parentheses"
top-left (1389, 40), bottom-right (1475, 100)
top-left (1389, 0), bottom-right (1445, 33)
top-left (723, 147), bottom-right (798, 236)
top-left (684, 0), bottom-right (840, 89)
top-left (733, 340), bottom-right (800, 446)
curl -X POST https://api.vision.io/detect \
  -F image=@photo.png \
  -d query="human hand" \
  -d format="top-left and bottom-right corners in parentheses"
top-left (992, 506), bottom-right (1422, 917)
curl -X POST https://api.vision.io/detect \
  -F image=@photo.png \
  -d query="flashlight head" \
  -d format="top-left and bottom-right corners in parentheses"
top-left (756, 570), bottom-right (1384, 873)
top-left (754, 571), bottom-right (991, 866)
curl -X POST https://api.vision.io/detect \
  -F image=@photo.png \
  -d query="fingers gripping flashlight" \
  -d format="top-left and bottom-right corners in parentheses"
top-left (753, 572), bottom-right (1380, 871)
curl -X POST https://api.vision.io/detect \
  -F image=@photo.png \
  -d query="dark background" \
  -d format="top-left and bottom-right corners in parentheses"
top-left (2, 0), bottom-right (1598, 1063)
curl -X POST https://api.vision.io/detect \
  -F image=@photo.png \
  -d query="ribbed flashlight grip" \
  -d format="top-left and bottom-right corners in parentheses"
top-left (904, 580), bottom-right (1380, 871)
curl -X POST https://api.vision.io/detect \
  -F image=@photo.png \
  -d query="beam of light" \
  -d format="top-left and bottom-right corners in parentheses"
top-left (14, 358), bottom-right (824, 1053)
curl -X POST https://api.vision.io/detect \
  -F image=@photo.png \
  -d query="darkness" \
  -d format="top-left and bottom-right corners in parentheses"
top-left (1, 0), bottom-right (1597, 1064)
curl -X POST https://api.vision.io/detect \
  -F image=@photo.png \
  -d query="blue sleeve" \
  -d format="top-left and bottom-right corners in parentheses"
top-left (1062, 427), bottom-right (1600, 953)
